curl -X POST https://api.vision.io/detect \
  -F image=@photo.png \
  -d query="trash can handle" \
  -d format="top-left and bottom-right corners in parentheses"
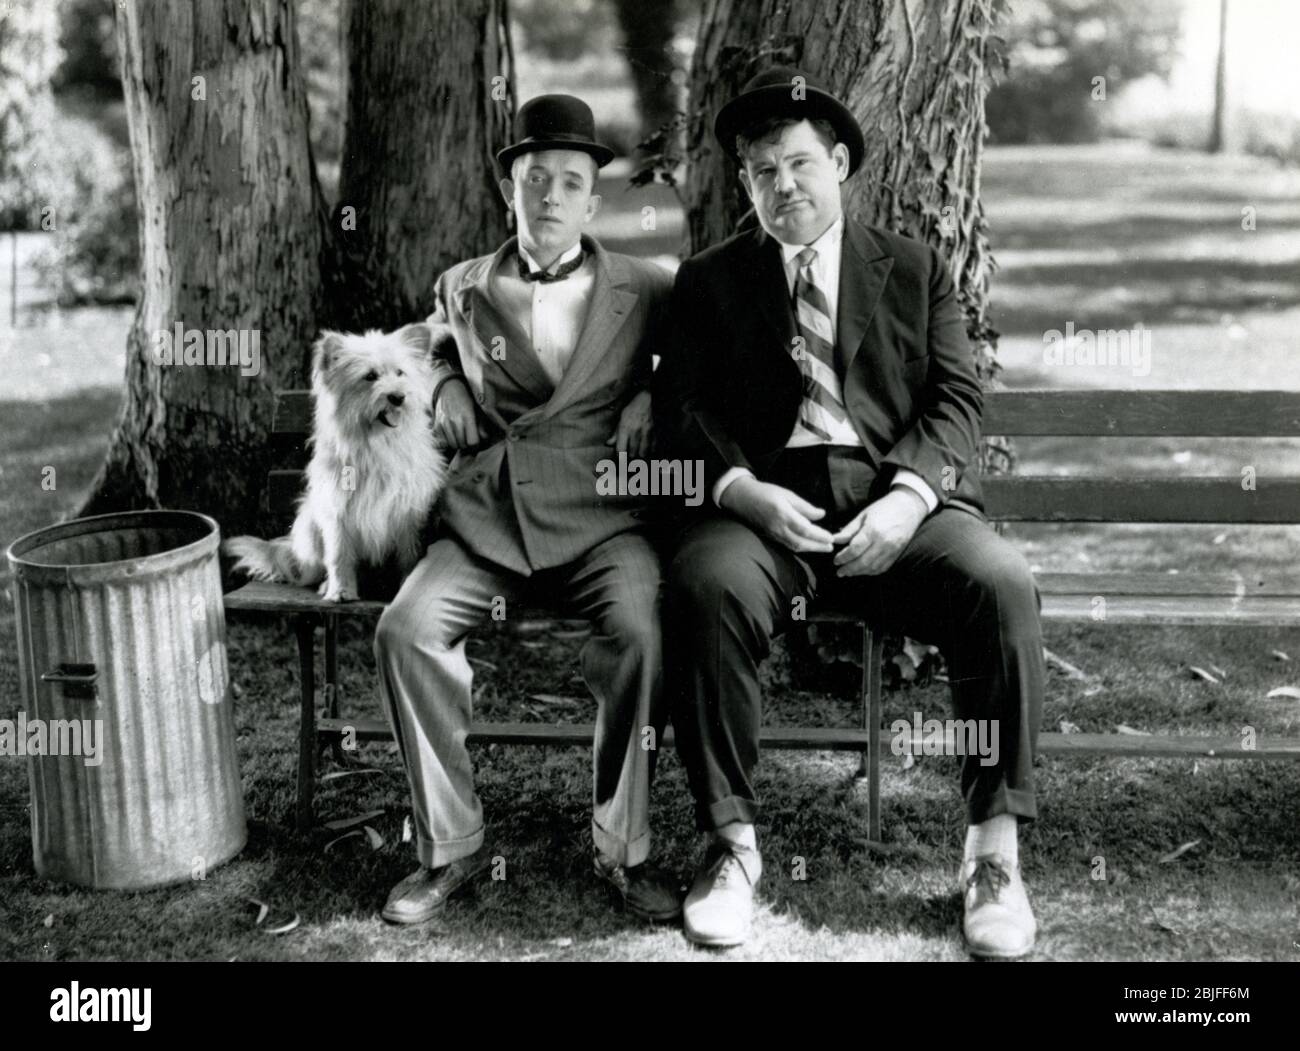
top-left (40, 662), bottom-right (98, 699)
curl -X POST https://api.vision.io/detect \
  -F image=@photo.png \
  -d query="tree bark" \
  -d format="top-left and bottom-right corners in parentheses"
top-left (612, 0), bottom-right (679, 140)
top-left (79, 0), bottom-right (327, 535)
top-left (330, 0), bottom-right (513, 330)
top-left (684, 0), bottom-right (1006, 427)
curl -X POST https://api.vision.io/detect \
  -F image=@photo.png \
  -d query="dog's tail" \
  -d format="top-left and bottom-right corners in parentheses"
top-left (222, 535), bottom-right (317, 586)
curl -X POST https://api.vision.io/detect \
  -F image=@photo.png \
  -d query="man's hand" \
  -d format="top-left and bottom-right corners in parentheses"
top-left (432, 379), bottom-right (482, 449)
top-left (607, 389), bottom-right (652, 457)
top-left (831, 488), bottom-right (928, 577)
top-left (720, 476), bottom-right (835, 554)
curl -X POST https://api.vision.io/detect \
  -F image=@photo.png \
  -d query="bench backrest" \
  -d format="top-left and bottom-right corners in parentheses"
top-left (266, 390), bottom-right (1300, 525)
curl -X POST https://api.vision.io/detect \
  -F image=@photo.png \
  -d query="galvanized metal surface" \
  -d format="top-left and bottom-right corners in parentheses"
top-left (7, 511), bottom-right (246, 889)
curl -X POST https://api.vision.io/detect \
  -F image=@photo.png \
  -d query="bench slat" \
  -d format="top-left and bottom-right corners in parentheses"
top-left (273, 389), bottom-right (1300, 439)
top-left (983, 476), bottom-right (1300, 523)
top-left (983, 389), bottom-right (1300, 436)
top-left (314, 718), bottom-right (1300, 759)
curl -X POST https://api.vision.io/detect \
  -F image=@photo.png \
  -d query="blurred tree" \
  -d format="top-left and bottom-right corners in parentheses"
top-left (984, 0), bottom-right (1182, 144)
top-left (79, 0), bottom-right (513, 533)
top-left (0, 1), bottom-right (61, 233)
top-left (1208, 0), bottom-right (1227, 153)
top-left (612, 0), bottom-right (678, 138)
top-left (51, 0), bottom-right (121, 103)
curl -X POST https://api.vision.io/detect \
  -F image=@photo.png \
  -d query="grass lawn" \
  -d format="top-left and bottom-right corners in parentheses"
top-left (1, 143), bottom-right (1298, 961)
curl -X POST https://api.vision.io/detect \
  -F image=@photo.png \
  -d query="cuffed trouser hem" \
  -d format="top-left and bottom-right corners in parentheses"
top-left (967, 783), bottom-right (1037, 825)
top-left (593, 818), bottom-right (650, 868)
top-left (697, 794), bottom-right (758, 832)
top-left (417, 826), bottom-right (485, 869)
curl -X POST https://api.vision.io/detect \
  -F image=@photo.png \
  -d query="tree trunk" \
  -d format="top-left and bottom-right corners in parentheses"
top-left (1208, 0), bottom-right (1228, 154)
top-left (330, 0), bottom-right (513, 330)
top-left (612, 0), bottom-right (679, 140)
top-left (79, 0), bottom-right (327, 535)
top-left (684, 0), bottom-right (1006, 444)
top-left (79, 0), bottom-right (515, 532)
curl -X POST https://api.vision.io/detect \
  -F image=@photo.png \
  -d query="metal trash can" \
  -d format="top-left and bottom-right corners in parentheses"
top-left (6, 510), bottom-right (245, 889)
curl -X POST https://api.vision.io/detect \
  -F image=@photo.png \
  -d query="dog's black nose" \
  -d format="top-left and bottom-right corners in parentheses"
top-left (387, 393), bottom-right (405, 406)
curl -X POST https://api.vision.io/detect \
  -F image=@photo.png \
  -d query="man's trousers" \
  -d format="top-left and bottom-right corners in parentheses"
top-left (374, 530), bottom-right (663, 868)
top-left (662, 507), bottom-right (1045, 831)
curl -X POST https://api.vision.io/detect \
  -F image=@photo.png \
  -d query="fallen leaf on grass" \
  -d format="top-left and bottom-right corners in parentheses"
top-left (263, 913), bottom-right (300, 936)
top-left (1148, 907), bottom-right (1183, 936)
top-left (1188, 666), bottom-right (1220, 684)
top-left (321, 809), bottom-right (384, 831)
top-left (1158, 840), bottom-right (1201, 864)
top-left (528, 693), bottom-right (581, 709)
top-left (402, 815), bottom-right (413, 843)
top-left (320, 767), bottom-right (383, 782)
top-left (1271, 650), bottom-right (1291, 662)
top-left (467, 657), bottom-right (498, 672)
top-left (42, 914), bottom-right (53, 928)
top-left (1209, 664), bottom-right (1227, 679)
top-left (900, 751), bottom-right (915, 770)
top-left (1043, 648), bottom-right (1092, 682)
top-left (1266, 686), bottom-right (1300, 701)
top-left (247, 898), bottom-right (270, 925)
top-left (363, 825), bottom-right (383, 850)
top-left (324, 830), bottom-right (363, 853)
top-left (1058, 719), bottom-right (1081, 734)
top-left (1115, 724), bottom-right (1151, 736)
top-left (548, 937), bottom-right (573, 948)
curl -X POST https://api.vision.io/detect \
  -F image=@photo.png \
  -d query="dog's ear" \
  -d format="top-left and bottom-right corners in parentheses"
top-left (394, 322), bottom-right (433, 355)
top-left (312, 332), bottom-right (344, 379)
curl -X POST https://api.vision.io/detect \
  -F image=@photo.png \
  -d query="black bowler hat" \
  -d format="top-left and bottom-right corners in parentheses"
top-left (496, 94), bottom-right (615, 174)
top-left (714, 66), bottom-right (865, 175)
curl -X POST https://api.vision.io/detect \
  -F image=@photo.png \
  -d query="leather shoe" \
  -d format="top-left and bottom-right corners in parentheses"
top-left (381, 846), bottom-right (492, 925)
top-left (962, 853), bottom-right (1036, 958)
top-left (593, 853), bottom-right (683, 921)
top-left (683, 839), bottom-right (761, 947)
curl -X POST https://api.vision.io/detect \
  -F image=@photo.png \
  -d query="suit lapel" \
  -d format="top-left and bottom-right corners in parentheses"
top-left (837, 220), bottom-right (894, 374)
top-left (750, 229), bottom-right (799, 356)
top-left (455, 239), bottom-right (555, 403)
top-left (542, 237), bottom-right (637, 420)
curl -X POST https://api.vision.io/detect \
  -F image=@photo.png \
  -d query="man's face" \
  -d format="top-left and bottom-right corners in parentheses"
top-left (500, 149), bottom-right (601, 260)
top-left (739, 120), bottom-right (850, 245)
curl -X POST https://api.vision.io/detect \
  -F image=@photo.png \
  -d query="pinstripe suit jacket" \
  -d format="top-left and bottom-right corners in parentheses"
top-left (424, 235), bottom-right (673, 575)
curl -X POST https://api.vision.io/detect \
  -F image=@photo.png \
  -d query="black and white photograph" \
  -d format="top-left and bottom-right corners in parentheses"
top-left (0, 0), bottom-right (1297, 1013)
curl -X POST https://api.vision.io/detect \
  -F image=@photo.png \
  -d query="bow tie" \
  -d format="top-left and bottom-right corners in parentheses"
top-left (517, 250), bottom-right (584, 283)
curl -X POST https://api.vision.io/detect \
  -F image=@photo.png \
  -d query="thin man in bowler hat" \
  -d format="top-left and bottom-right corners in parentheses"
top-left (655, 67), bottom-right (1045, 955)
top-left (374, 95), bottom-right (680, 925)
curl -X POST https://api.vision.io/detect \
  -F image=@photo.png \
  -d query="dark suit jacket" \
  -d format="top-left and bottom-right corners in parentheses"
top-left (425, 235), bottom-right (673, 575)
top-left (654, 218), bottom-right (985, 517)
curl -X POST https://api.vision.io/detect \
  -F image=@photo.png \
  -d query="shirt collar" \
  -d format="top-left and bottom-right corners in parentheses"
top-left (517, 239), bottom-right (583, 277)
top-left (779, 213), bottom-right (845, 267)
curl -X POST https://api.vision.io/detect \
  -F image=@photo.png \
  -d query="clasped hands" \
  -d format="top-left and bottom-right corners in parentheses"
top-left (720, 476), bottom-right (928, 576)
top-left (433, 380), bottom-right (652, 457)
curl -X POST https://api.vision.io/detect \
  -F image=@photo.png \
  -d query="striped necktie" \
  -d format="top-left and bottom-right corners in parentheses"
top-left (791, 247), bottom-right (847, 441)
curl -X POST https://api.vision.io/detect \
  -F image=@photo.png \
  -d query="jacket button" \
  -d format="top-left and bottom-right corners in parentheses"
top-left (473, 472), bottom-right (485, 483)
top-left (476, 393), bottom-right (485, 405)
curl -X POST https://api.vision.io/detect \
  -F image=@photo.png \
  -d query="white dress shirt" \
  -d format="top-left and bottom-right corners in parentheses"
top-left (713, 214), bottom-right (938, 513)
top-left (492, 240), bottom-right (595, 388)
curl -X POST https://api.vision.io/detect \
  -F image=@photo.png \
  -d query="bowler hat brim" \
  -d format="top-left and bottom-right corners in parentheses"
top-left (497, 137), bottom-right (615, 175)
top-left (714, 83), bottom-right (865, 175)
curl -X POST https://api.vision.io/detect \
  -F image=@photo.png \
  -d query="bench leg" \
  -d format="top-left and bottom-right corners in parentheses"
top-left (294, 615), bottom-right (317, 832)
top-left (324, 614), bottom-right (346, 764)
top-left (857, 627), bottom-right (885, 841)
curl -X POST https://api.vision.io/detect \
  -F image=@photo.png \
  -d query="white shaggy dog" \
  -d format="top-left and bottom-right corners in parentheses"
top-left (223, 323), bottom-right (447, 602)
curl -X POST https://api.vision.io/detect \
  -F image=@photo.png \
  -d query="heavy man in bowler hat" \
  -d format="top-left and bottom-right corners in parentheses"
top-left (655, 68), bottom-right (1045, 955)
top-left (374, 95), bottom-right (679, 924)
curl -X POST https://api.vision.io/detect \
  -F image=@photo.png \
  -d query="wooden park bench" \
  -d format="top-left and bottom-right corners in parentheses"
top-left (222, 388), bottom-right (1300, 834)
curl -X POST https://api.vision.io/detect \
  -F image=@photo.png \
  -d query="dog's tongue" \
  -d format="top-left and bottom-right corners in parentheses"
top-left (377, 409), bottom-right (397, 428)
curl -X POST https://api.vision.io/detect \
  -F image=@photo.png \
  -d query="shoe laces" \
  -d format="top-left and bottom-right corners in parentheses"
top-left (706, 845), bottom-right (750, 890)
top-left (966, 854), bottom-right (1013, 904)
